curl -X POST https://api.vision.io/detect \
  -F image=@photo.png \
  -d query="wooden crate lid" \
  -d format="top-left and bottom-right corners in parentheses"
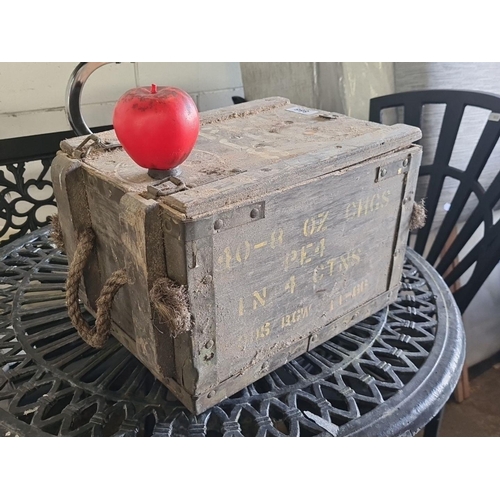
top-left (60, 97), bottom-right (421, 219)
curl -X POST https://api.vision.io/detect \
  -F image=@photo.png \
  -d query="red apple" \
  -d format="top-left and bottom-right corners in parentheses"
top-left (113, 84), bottom-right (200, 171)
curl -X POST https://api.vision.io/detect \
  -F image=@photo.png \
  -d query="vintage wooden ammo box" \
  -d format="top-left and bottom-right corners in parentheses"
top-left (51, 97), bottom-right (422, 414)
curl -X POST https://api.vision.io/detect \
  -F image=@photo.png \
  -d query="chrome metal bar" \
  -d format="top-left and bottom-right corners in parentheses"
top-left (65, 62), bottom-right (115, 136)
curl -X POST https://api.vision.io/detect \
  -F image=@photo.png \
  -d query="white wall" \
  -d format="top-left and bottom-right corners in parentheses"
top-left (0, 62), bottom-right (244, 139)
top-left (240, 62), bottom-right (395, 120)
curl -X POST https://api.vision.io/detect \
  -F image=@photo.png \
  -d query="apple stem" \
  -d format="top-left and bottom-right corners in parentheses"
top-left (151, 83), bottom-right (157, 94)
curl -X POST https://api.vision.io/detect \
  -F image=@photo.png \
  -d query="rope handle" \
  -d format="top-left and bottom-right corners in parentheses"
top-left (410, 199), bottom-right (427, 231)
top-left (61, 223), bottom-right (191, 347)
top-left (66, 228), bottom-right (128, 349)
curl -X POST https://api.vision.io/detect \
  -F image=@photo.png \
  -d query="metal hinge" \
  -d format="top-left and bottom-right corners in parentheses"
top-left (376, 155), bottom-right (411, 183)
top-left (71, 134), bottom-right (121, 159)
top-left (147, 176), bottom-right (187, 197)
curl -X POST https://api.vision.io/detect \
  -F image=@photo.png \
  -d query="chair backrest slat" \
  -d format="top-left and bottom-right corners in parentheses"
top-left (432, 104), bottom-right (465, 167)
top-left (403, 102), bottom-right (424, 129)
top-left (463, 119), bottom-right (500, 181)
top-left (425, 119), bottom-right (500, 266)
top-left (432, 172), bottom-right (500, 274)
top-left (451, 222), bottom-right (500, 311)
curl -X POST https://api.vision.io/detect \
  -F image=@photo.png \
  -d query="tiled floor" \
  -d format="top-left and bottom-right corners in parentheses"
top-left (439, 353), bottom-right (500, 437)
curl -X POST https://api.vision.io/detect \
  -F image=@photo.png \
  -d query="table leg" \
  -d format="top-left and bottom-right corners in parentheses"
top-left (423, 408), bottom-right (445, 437)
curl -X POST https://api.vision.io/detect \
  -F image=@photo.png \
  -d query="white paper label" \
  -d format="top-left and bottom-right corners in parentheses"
top-left (444, 202), bottom-right (451, 212)
top-left (286, 106), bottom-right (318, 115)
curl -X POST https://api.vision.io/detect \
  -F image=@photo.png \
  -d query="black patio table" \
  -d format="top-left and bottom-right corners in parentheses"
top-left (0, 227), bottom-right (465, 437)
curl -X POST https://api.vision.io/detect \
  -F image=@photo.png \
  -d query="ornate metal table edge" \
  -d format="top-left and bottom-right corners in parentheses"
top-left (0, 229), bottom-right (465, 437)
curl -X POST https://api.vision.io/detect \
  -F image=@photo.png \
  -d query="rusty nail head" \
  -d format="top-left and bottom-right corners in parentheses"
top-left (214, 219), bottom-right (224, 230)
top-left (250, 208), bottom-right (260, 219)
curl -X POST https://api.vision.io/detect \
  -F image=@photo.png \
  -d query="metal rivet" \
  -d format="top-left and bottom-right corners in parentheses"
top-left (165, 219), bottom-right (172, 231)
top-left (311, 334), bottom-right (318, 342)
top-left (250, 208), bottom-right (260, 219)
top-left (214, 219), bottom-right (223, 230)
top-left (207, 391), bottom-right (215, 399)
top-left (403, 157), bottom-right (410, 168)
top-left (380, 167), bottom-right (387, 178)
top-left (205, 340), bottom-right (214, 349)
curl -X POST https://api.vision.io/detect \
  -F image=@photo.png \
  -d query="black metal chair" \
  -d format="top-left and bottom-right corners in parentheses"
top-left (370, 89), bottom-right (500, 432)
top-left (0, 129), bottom-right (114, 247)
top-left (0, 134), bottom-right (58, 245)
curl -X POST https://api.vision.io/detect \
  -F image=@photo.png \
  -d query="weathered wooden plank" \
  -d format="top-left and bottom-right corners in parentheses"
top-left (119, 193), bottom-right (176, 379)
top-left (199, 96), bottom-right (291, 125)
top-left (81, 168), bottom-right (136, 336)
top-left (168, 123), bottom-right (422, 218)
top-left (184, 234), bottom-right (218, 395)
top-left (161, 214), bottom-right (194, 392)
top-left (50, 153), bottom-right (102, 309)
top-left (50, 153), bottom-right (80, 259)
top-left (388, 147), bottom-right (423, 290)
top-left (210, 148), bottom-right (412, 384)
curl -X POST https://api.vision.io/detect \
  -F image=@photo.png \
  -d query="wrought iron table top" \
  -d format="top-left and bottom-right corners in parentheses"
top-left (0, 228), bottom-right (465, 437)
